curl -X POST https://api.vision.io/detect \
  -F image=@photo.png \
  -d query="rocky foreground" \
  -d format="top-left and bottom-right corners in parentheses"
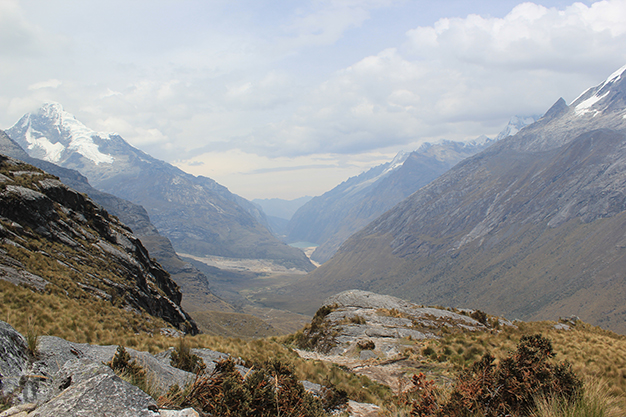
top-left (0, 320), bottom-right (211, 416)
top-left (0, 320), bottom-right (373, 417)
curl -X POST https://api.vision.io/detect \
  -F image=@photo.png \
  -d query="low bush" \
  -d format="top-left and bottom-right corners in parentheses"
top-left (295, 304), bottom-right (338, 352)
top-left (169, 337), bottom-right (206, 374)
top-left (404, 334), bottom-right (582, 416)
top-left (470, 310), bottom-right (488, 326)
top-left (107, 346), bottom-right (148, 390)
top-left (158, 357), bottom-right (347, 416)
top-left (357, 340), bottom-right (376, 351)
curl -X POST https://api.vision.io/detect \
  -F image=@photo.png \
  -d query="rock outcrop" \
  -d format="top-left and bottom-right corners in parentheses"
top-left (0, 154), bottom-right (197, 333)
top-left (0, 129), bottom-right (234, 318)
top-left (301, 290), bottom-right (486, 358)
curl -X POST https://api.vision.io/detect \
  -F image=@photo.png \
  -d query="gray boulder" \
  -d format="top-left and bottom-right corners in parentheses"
top-left (19, 336), bottom-right (195, 404)
top-left (30, 359), bottom-right (159, 417)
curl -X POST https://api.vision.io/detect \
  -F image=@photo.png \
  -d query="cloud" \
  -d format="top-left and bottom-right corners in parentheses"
top-left (405, 1), bottom-right (626, 72)
top-left (282, 0), bottom-right (397, 47)
top-left (3, 0), bottom-right (626, 199)
top-left (28, 79), bottom-right (62, 90)
top-left (251, 0), bottom-right (626, 157)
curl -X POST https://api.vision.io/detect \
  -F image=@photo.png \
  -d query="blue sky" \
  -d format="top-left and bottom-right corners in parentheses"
top-left (1, 0), bottom-right (625, 199)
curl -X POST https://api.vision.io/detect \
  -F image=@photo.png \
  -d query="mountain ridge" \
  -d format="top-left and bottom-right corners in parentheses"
top-left (296, 65), bottom-right (626, 333)
top-left (287, 138), bottom-right (507, 263)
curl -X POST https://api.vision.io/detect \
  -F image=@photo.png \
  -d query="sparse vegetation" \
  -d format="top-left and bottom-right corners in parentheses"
top-left (0, 393), bottom-right (13, 412)
top-left (357, 340), bottom-right (376, 351)
top-left (170, 337), bottom-right (206, 374)
top-left (158, 357), bottom-right (347, 416)
top-left (470, 309), bottom-right (488, 326)
top-left (532, 377), bottom-right (623, 417)
top-left (350, 314), bottom-right (366, 324)
top-left (25, 316), bottom-right (40, 359)
top-left (107, 345), bottom-right (148, 391)
top-left (400, 335), bottom-right (582, 416)
top-left (293, 304), bottom-right (338, 352)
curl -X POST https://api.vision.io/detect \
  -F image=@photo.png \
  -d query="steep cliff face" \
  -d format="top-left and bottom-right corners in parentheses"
top-left (0, 154), bottom-right (197, 333)
top-left (301, 66), bottom-right (626, 333)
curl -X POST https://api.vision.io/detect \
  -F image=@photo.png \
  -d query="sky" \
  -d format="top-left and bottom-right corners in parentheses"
top-left (2, 0), bottom-right (626, 200)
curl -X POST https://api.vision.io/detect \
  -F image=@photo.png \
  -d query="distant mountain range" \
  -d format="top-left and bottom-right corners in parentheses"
top-left (286, 119), bottom-right (538, 264)
top-left (6, 104), bottom-right (314, 272)
top-left (252, 196), bottom-right (312, 237)
top-left (301, 64), bottom-right (626, 333)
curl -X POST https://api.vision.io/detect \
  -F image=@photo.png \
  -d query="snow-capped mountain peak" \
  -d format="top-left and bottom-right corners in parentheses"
top-left (571, 64), bottom-right (626, 117)
top-left (9, 102), bottom-right (114, 165)
top-left (382, 150), bottom-right (409, 175)
top-left (495, 115), bottom-right (540, 141)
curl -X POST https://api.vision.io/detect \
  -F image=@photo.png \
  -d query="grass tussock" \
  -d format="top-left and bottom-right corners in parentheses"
top-left (531, 378), bottom-right (624, 417)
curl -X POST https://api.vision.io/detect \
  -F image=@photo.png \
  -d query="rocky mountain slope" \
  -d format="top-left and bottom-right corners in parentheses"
top-left (0, 130), bottom-right (229, 315)
top-left (287, 138), bottom-right (499, 263)
top-left (300, 64), bottom-right (626, 333)
top-left (6, 104), bottom-right (313, 271)
top-left (0, 154), bottom-right (197, 333)
top-left (0, 320), bottom-right (353, 416)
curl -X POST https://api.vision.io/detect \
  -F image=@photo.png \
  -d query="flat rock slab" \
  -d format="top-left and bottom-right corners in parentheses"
top-left (316, 290), bottom-right (485, 357)
top-left (19, 336), bottom-right (195, 404)
top-left (30, 359), bottom-right (159, 417)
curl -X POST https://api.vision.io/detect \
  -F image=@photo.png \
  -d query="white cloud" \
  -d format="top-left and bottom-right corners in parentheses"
top-left (282, 0), bottom-right (397, 47)
top-left (405, 0), bottom-right (626, 71)
top-left (255, 0), bottom-right (626, 157)
top-left (28, 79), bottom-right (62, 90)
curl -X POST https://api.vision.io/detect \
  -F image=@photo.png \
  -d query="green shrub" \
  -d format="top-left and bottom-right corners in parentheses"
top-left (107, 346), bottom-right (147, 389)
top-left (170, 337), bottom-right (206, 374)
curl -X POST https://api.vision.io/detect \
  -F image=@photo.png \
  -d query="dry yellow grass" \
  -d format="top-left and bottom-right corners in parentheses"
top-left (1, 279), bottom-right (390, 405)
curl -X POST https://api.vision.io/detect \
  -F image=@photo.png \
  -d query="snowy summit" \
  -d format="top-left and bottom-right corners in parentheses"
top-left (8, 103), bottom-right (114, 165)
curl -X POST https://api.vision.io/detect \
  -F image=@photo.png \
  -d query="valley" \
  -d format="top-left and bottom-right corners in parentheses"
top-left (3, 63), bottom-right (626, 416)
